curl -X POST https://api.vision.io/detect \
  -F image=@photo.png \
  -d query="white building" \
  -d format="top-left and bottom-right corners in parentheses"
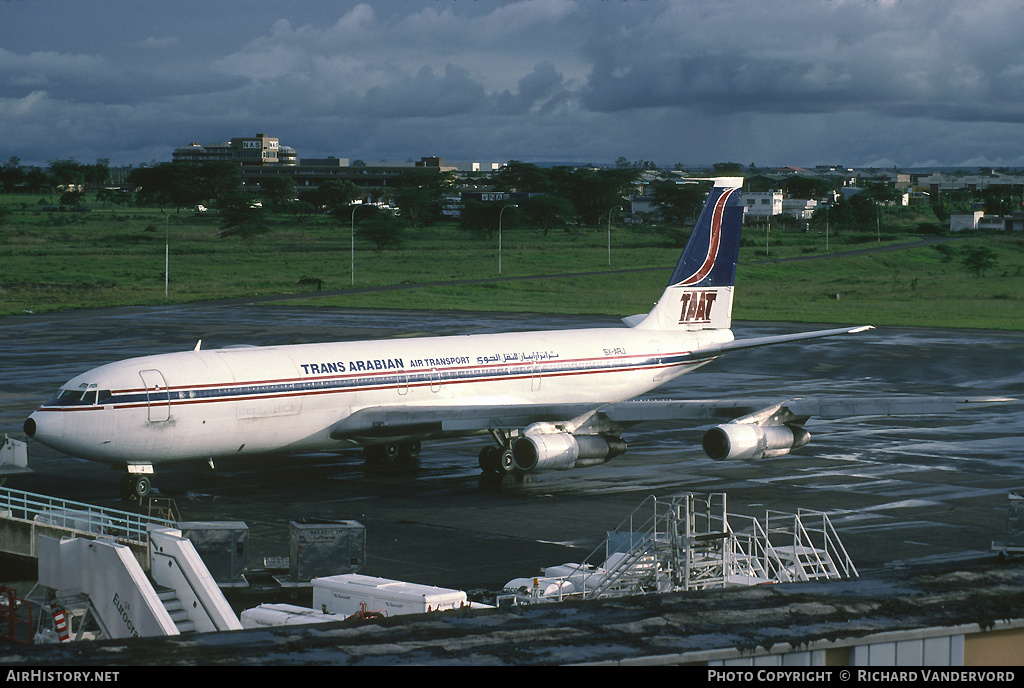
top-left (742, 191), bottom-right (783, 217)
top-left (782, 197), bottom-right (818, 220)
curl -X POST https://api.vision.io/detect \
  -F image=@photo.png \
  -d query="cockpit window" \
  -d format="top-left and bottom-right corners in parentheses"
top-left (55, 384), bottom-right (109, 405)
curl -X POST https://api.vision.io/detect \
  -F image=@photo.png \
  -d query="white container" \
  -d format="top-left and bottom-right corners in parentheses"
top-left (313, 573), bottom-right (467, 618)
top-left (240, 603), bottom-right (338, 629)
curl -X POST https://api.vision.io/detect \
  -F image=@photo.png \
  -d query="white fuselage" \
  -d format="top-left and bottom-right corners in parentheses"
top-left (26, 325), bottom-right (733, 466)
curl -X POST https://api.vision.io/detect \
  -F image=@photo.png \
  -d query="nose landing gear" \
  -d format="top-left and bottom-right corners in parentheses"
top-left (118, 464), bottom-right (153, 501)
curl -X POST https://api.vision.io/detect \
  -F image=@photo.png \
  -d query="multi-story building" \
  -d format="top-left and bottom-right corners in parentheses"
top-left (173, 134), bottom-right (297, 167)
top-left (742, 190), bottom-right (783, 218)
top-left (172, 134), bottom-right (460, 194)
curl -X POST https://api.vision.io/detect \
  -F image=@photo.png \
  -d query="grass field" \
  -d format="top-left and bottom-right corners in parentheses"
top-left (2, 194), bottom-right (1022, 329)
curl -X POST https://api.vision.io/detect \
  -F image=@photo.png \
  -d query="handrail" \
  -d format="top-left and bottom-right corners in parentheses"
top-left (0, 485), bottom-right (173, 545)
top-left (150, 550), bottom-right (218, 629)
top-left (510, 492), bottom-right (857, 605)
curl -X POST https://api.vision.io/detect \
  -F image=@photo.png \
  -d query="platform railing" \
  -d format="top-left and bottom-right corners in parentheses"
top-left (0, 485), bottom-right (173, 546)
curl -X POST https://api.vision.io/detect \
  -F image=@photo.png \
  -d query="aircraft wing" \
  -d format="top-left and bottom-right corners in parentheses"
top-left (330, 403), bottom-right (605, 439)
top-left (329, 395), bottom-right (1011, 440)
top-left (601, 395), bottom-right (1011, 421)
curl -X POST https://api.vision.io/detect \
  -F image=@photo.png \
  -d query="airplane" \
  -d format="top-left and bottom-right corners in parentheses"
top-left (21, 177), bottom-right (986, 500)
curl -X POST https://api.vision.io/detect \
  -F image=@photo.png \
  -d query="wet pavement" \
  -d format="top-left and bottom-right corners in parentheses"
top-left (2, 304), bottom-right (1023, 594)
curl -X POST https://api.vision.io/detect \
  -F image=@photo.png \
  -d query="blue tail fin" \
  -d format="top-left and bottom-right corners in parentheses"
top-left (632, 178), bottom-right (744, 331)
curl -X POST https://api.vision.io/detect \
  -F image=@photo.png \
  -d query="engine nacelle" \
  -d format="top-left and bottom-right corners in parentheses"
top-left (512, 432), bottom-right (627, 471)
top-left (701, 423), bottom-right (810, 461)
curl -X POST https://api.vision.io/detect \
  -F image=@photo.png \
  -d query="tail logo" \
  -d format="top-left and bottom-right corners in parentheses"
top-left (673, 187), bottom-right (737, 287)
top-left (678, 289), bottom-right (718, 325)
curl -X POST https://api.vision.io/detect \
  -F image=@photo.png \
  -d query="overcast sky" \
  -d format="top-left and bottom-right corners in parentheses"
top-left (3, 0), bottom-right (1024, 170)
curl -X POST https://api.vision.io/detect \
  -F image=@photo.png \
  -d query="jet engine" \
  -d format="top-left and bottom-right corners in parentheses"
top-left (701, 422), bottom-right (810, 461)
top-left (512, 430), bottom-right (627, 471)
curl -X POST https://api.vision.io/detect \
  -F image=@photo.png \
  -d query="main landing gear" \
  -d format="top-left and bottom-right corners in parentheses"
top-left (363, 440), bottom-right (422, 465)
top-left (477, 444), bottom-right (516, 473)
top-left (477, 429), bottom-right (519, 475)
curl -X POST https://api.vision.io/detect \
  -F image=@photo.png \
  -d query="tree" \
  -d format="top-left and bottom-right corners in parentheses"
top-left (306, 179), bottom-right (362, 216)
top-left (831, 192), bottom-right (878, 230)
top-left (650, 181), bottom-right (709, 228)
top-left (88, 158), bottom-right (111, 188)
top-left (129, 163), bottom-right (198, 210)
top-left (459, 200), bottom-right (518, 239)
top-left (782, 176), bottom-right (837, 199)
top-left (356, 212), bottom-right (409, 251)
top-left (1, 156), bottom-right (25, 193)
top-left (520, 194), bottom-right (576, 235)
top-left (961, 246), bottom-right (998, 277)
top-left (712, 162), bottom-right (745, 176)
top-left (260, 176), bottom-right (298, 212)
top-left (492, 161), bottom-right (551, 193)
top-left (195, 161), bottom-right (243, 202)
top-left (48, 158), bottom-right (88, 189)
top-left (218, 191), bottom-right (271, 242)
top-left (59, 189), bottom-right (85, 208)
top-left (390, 170), bottom-right (455, 227)
top-left (554, 167), bottom-right (637, 226)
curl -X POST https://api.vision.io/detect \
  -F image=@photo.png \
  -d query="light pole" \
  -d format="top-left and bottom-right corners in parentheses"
top-left (165, 212), bottom-right (170, 299)
top-left (350, 203), bottom-right (368, 285)
top-left (825, 203), bottom-right (830, 253)
top-left (607, 206), bottom-right (622, 267)
top-left (498, 204), bottom-right (517, 275)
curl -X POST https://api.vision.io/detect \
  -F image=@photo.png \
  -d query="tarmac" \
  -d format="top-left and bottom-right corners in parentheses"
top-left (1, 304), bottom-right (1023, 664)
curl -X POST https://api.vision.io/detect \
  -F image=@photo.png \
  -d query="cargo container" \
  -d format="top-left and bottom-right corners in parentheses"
top-left (240, 603), bottom-right (338, 629)
top-left (313, 573), bottom-right (467, 617)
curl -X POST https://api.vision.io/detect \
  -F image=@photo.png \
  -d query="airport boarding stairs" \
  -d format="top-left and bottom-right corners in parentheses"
top-left (19, 526), bottom-right (242, 643)
top-left (504, 493), bottom-right (857, 604)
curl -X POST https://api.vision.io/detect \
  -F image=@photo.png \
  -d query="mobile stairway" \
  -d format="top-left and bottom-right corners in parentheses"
top-left (25, 526), bottom-right (242, 642)
top-left (503, 493), bottom-right (857, 604)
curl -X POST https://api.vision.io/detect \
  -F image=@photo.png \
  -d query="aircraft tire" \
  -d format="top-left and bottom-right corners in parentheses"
top-left (119, 475), bottom-right (133, 501)
top-left (120, 474), bottom-right (151, 500)
top-left (478, 446), bottom-right (500, 472)
top-left (133, 476), bottom-right (152, 499)
top-left (382, 442), bottom-right (401, 462)
top-left (500, 447), bottom-right (516, 473)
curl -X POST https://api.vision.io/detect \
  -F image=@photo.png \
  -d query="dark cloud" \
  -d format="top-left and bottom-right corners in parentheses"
top-left (2, 1), bottom-right (1023, 168)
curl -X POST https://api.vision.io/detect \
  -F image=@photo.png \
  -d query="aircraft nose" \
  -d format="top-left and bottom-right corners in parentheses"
top-left (24, 410), bottom-right (63, 447)
top-left (23, 415), bottom-right (36, 438)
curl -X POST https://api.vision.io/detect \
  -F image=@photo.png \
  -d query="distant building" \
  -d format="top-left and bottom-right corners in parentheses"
top-left (173, 134), bottom-right (297, 167)
top-left (950, 210), bottom-right (1024, 232)
top-left (742, 191), bottom-right (783, 218)
top-left (171, 133), bottom-right (476, 194)
top-left (782, 197), bottom-right (818, 220)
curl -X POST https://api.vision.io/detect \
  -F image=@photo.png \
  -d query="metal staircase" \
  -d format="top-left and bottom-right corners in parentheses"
top-left (504, 493), bottom-right (857, 604)
top-left (155, 587), bottom-right (195, 634)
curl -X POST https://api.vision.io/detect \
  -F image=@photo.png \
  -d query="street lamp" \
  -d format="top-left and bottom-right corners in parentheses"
top-left (351, 203), bottom-right (369, 285)
top-left (498, 204), bottom-right (518, 275)
top-left (607, 206), bottom-right (622, 267)
top-left (825, 203), bottom-right (830, 253)
top-left (165, 212), bottom-right (170, 300)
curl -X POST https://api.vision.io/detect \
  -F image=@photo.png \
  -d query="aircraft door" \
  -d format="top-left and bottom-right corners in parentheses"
top-left (139, 369), bottom-right (171, 422)
top-left (429, 368), bottom-right (441, 393)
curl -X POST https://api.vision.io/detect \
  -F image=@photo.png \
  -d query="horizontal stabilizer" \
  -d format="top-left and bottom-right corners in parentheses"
top-left (704, 325), bottom-right (874, 355)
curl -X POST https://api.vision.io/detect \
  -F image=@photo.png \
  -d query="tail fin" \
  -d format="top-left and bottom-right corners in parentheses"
top-left (632, 177), bottom-right (744, 331)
